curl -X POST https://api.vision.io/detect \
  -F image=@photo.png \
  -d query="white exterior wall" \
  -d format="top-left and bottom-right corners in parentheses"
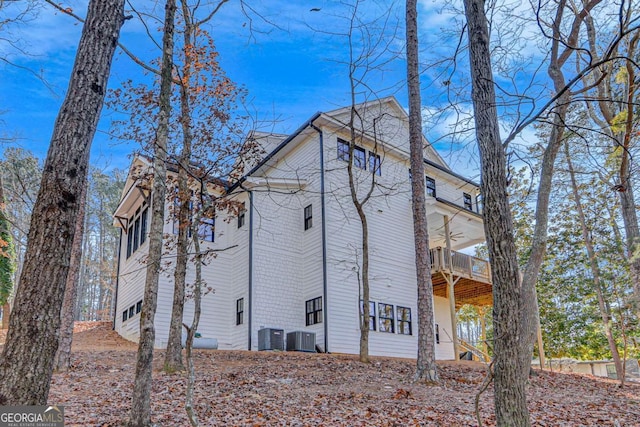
top-left (115, 192), bottom-right (247, 349)
top-left (320, 117), bottom-right (421, 358)
top-left (249, 131), bottom-right (325, 350)
top-left (114, 98), bottom-right (484, 359)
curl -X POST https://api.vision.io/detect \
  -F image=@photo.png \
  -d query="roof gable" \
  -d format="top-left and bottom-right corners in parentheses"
top-left (323, 96), bottom-right (447, 167)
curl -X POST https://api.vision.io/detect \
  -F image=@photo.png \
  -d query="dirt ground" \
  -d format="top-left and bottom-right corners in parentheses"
top-left (1, 322), bottom-right (639, 426)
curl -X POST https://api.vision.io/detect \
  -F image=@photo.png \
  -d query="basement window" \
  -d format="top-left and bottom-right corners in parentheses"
top-left (397, 306), bottom-right (412, 335)
top-left (306, 297), bottom-right (323, 326)
top-left (378, 303), bottom-right (395, 333)
top-left (360, 300), bottom-right (376, 331)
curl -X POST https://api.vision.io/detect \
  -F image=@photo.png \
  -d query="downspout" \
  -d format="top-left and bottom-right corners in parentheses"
top-left (310, 123), bottom-right (329, 353)
top-left (248, 190), bottom-right (254, 350)
top-left (112, 228), bottom-right (123, 330)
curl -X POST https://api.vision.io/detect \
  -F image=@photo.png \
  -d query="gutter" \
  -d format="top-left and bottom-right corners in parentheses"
top-left (248, 190), bottom-right (254, 350)
top-left (227, 112), bottom-right (323, 194)
top-left (425, 159), bottom-right (480, 188)
top-left (112, 228), bottom-right (123, 330)
top-left (310, 123), bottom-right (329, 353)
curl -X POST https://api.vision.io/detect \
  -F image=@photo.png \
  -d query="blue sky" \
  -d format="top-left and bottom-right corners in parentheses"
top-left (0, 0), bottom-right (542, 175)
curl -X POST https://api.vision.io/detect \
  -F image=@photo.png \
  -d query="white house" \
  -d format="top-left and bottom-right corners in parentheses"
top-left (112, 97), bottom-right (492, 360)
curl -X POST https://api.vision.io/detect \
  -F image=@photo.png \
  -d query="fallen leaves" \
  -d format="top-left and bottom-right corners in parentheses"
top-left (6, 323), bottom-right (639, 426)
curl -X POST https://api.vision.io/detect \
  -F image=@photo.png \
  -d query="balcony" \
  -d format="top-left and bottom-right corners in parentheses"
top-left (430, 247), bottom-right (492, 308)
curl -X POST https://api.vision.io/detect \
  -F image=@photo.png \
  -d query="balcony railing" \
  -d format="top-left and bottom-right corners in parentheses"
top-left (430, 247), bottom-right (491, 283)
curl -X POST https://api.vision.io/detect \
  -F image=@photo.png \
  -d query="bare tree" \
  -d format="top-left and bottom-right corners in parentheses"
top-left (0, 0), bottom-right (125, 405)
top-left (128, 0), bottom-right (176, 424)
top-left (406, 0), bottom-right (438, 383)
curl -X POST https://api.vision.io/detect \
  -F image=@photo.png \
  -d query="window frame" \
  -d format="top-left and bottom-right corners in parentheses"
top-left (304, 204), bottom-right (313, 230)
top-left (306, 296), bottom-right (323, 326)
top-left (337, 138), bottom-right (366, 170)
top-left (122, 310), bottom-right (128, 322)
top-left (368, 152), bottom-right (381, 176)
top-left (360, 300), bottom-right (376, 331)
top-left (136, 300), bottom-right (142, 314)
top-left (397, 306), bottom-right (412, 335)
top-left (198, 216), bottom-right (215, 242)
top-left (463, 192), bottom-right (473, 211)
top-left (435, 323), bottom-right (440, 344)
top-left (236, 298), bottom-right (244, 325)
top-left (426, 176), bottom-right (436, 198)
top-left (378, 303), bottom-right (395, 333)
top-left (128, 305), bottom-right (135, 319)
top-left (237, 202), bottom-right (246, 229)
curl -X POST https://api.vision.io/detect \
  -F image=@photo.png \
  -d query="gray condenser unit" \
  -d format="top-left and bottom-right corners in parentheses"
top-left (258, 328), bottom-right (284, 351)
top-left (286, 331), bottom-right (316, 352)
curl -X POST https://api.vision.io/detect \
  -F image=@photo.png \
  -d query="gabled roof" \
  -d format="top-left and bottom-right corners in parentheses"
top-left (228, 96), bottom-right (476, 193)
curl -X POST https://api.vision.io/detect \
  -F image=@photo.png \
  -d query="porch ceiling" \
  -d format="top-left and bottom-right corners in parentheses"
top-left (432, 273), bottom-right (493, 308)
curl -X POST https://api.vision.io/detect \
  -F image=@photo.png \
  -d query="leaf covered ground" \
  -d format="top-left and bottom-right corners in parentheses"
top-left (2, 322), bottom-right (639, 426)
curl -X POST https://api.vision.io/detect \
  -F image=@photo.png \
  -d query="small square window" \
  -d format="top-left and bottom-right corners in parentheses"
top-left (463, 193), bottom-right (473, 211)
top-left (306, 296), bottom-right (323, 326)
top-left (368, 152), bottom-right (381, 176)
top-left (236, 298), bottom-right (244, 325)
top-left (378, 303), bottom-right (395, 333)
top-left (304, 204), bottom-right (313, 230)
top-left (426, 177), bottom-right (436, 198)
top-left (359, 300), bottom-right (376, 331)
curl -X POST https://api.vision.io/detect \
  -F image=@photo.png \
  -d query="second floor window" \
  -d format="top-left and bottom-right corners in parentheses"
top-left (127, 203), bottom-right (148, 259)
top-left (237, 202), bottom-right (246, 228)
top-left (368, 152), bottom-right (381, 176)
top-left (426, 177), bottom-right (436, 198)
top-left (463, 193), bottom-right (473, 211)
top-left (337, 138), bottom-right (366, 169)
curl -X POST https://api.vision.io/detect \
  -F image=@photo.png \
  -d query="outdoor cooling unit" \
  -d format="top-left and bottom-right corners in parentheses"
top-left (258, 328), bottom-right (284, 351)
top-left (286, 331), bottom-right (316, 352)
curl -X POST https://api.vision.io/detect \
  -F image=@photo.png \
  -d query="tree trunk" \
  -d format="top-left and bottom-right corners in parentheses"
top-left (128, 0), bottom-right (175, 425)
top-left (463, 0), bottom-right (529, 424)
top-left (164, 159), bottom-right (189, 372)
top-left (54, 182), bottom-right (88, 372)
top-left (564, 142), bottom-right (625, 386)
top-left (0, 0), bottom-right (124, 405)
top-left (185, 203), bottom-right (204, 426)
top-left (520, 0), bottom-right (603, 377)
top-left (407, 0), bottom-right (438, 383)
top-left (164, 0), bottom-right (197, 371)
